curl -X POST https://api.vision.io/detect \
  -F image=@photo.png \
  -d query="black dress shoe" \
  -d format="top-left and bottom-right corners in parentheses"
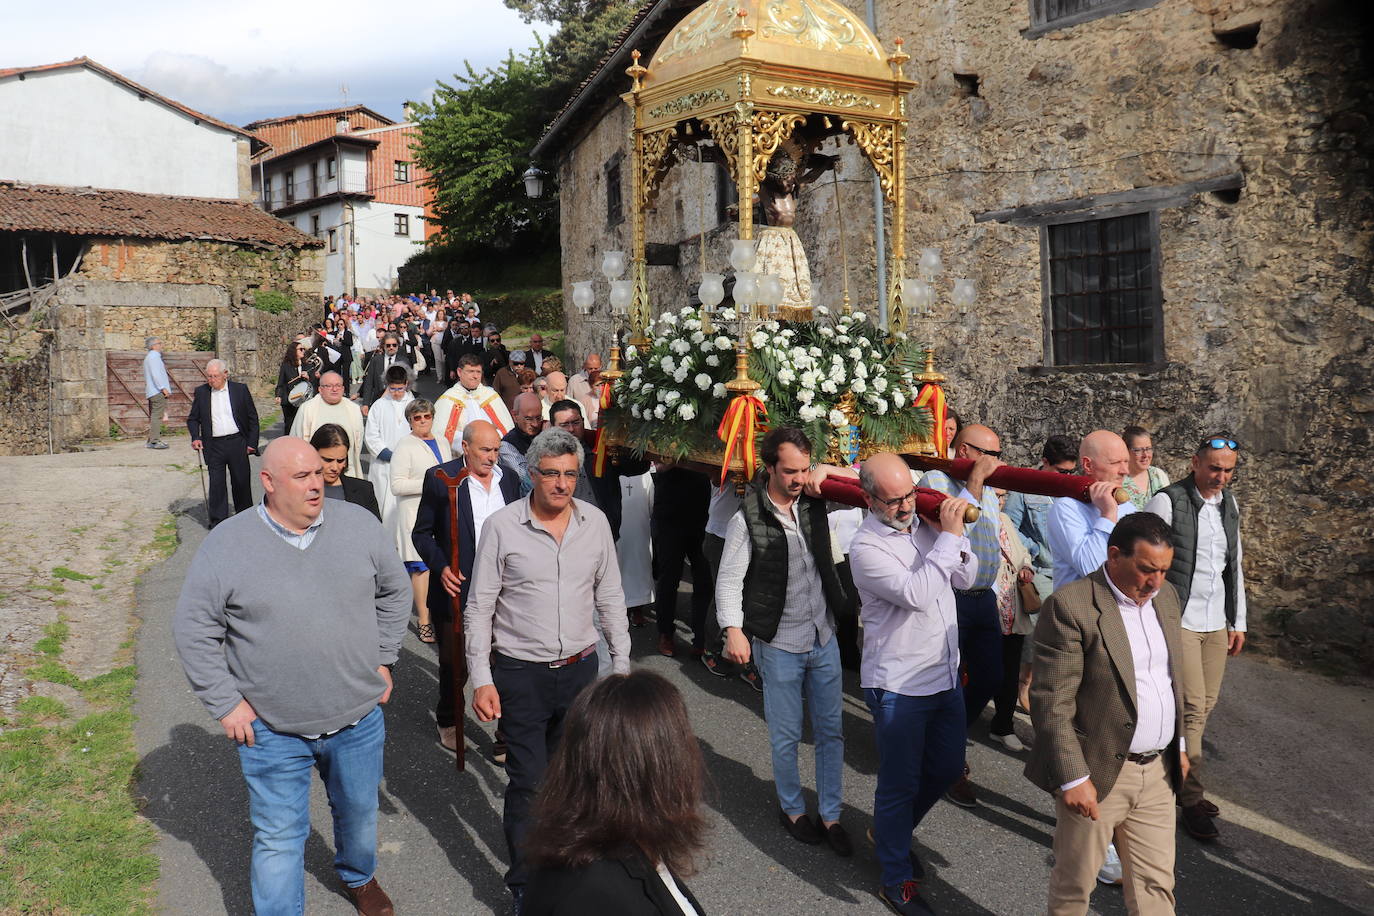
top-left (778, 808), bottom-right (824, 845)
top-left (824, 821), bottom-right (854, 857)
top-left (1181, 803), bottom-right (1220, 840)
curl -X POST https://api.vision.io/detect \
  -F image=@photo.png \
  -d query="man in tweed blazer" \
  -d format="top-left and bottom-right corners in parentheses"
top-left (1025, 512), bottom-right (1189, 916)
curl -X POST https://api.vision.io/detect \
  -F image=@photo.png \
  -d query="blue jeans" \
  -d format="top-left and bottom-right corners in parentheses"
top-left (864, 686), bottom-right (966, 887)
top-left (955, 589), bottom-right (1004, 726)
top-left (237, 705), bottom-right (385, 916)
top-left (754, 635), bottom-right (844, 822)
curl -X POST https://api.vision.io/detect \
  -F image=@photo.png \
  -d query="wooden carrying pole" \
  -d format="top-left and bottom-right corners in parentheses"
top-left (433, 466), bottom-right (470, 771)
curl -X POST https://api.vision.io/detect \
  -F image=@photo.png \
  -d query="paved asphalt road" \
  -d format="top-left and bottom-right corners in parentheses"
top-left (134, 406), bottom-right (1374, 915)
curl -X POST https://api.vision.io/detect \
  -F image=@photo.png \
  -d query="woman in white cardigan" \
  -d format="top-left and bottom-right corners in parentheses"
top-left (388, 398), bottom-right (451, 643)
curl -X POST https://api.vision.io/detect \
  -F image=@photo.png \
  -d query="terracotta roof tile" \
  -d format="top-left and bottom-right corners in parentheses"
top-left (0, 57), bottom-right (254, 139)
top-left (0, 182), bottom-right (324, 249)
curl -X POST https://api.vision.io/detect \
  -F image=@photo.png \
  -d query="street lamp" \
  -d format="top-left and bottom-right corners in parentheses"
top-left (522, 165), bottom-right (546, 200)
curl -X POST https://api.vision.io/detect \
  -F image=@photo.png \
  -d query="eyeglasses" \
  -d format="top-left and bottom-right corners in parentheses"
top-left (384, 343), bottom-right (399, 349)
top-left (320, 383), bottom-right (344, 390)
top-left (490, 337), bottom-right (501, 343)
top-left (534, 468), bottom-right (580, 481)
top-left (1129, 446), bottom-right (1154, 455)
top-left (1056, 467), bottom-right (1079, 475)
top-left (1201, 437), bottom-right (1239, 451)
top-left (410, 413), bottom-right (433, 421)
top-left (964, 442), bottom-right (1002, 459)
top-left (875, 487), bottom-right (917, 508)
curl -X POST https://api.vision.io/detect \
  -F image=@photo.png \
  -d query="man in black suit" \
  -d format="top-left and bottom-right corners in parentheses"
top-left (442, 319), bottom-right (483, 382)
top-left (518, 332), bottom-right (550, 376)
top-left (412, 420), bottom-right (520, 755)
top-left (357, 334), bottom-right (411, 416)
top-left (187, 359), bottom-right (260, 528)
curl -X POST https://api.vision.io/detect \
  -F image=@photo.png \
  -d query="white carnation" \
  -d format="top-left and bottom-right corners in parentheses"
top-left (751, 331), bottom-right (769, 349)
top-left (800, 370), bottom-right (819, 388)
top-left (798, 404), bottom-right (818, 422)
top-left (858, 337), bottom-right (871, 348)
top-left (853, 362), bottom-right (868, 379)
top-left (661, 312), bottom-right (678, 325)
top-left (891, 392), bottom-right (904, 409)
top-left (719, 308), bottom-right (737, 321)
top-left (853, 311), bottom-right (868, 323)
top-left (895, 331), bottom-right (908, 341)
top-left (705, 354), bottom-right (720, 367)
top-left (625, 345), bottom-right (638, 360)
top-left (809, 346), bottom-right (822, 357)
top-left (714, 335), bottom-right (733, 351)
top-left (671, 339), bottom-right (691, 356)
top-left (661, 356), bottom-right (676, 373)
top-left (673, 367), bottom-right (689, 383)
top-left (690, 330), bottom-right (705, 344)
top-left (777, 367), bottom-right (796, 385)
top-left (678, 402), bottom-right (697, 420)
top-left (695, 372), bottom-right (713, 391)
top-left (628, 376), bottom-right (641, 390)
top-left (828, 409), bottom-right (848, 427)
top-left (632, 365), bottom-right (642, 378)
top-left (798, 388), bottom-right (815, 405)
top-left (851, 377), bottom-right (867, 394)
top-left (820, 379), bottom-right (838, 394)
top-left (873, 398), bottom-right (888, 415)
top-left (819, 327), bottom-right (834, 338)
top-left (665, 389), bottom-right (681, 404)
top-left (816, 305), bottom-right (831, 316)
top-left (654, 404), bottom-right (667, 419)
top-left (848, 347), bottom-right (863, 360)
top-left (630, 405), bottom-right (642, 419)
top-left (873, 376), bottom-right (888, 393)
top-left (712, 383), bottom-right (727, 398)
top-left (642, 382), bottom-right (654, 394)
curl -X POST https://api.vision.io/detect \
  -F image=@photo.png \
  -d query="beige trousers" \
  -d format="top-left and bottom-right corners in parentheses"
top-left (1178, 627), bottom-right (1229, 806)
top-left (1048, 756), bottom-right (1176, 916)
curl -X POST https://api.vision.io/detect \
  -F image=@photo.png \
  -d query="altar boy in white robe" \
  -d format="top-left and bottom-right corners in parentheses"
top-left (363, 364), bottom-right (415, 520)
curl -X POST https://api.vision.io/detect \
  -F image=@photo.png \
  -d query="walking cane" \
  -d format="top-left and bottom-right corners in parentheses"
top-left (195, 444), bottom-right (209, 510)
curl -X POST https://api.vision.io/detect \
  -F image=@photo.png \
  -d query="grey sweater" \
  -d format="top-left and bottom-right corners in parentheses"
top-left (173, 501), bottom-right (411, 735)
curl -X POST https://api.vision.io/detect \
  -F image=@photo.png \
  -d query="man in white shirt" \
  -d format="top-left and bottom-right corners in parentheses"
top-left (142, 336), bottom-right (172, 449)
top-left (849, 453), bottom-right (976, 916)
top-left (1026, 512), bottom-right (1188, 916)
top-left (1145, 436), bottom-right (1245, 842)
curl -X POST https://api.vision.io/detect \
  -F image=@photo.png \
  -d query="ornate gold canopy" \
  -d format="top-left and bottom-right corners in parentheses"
top-left (621, 0), bottom-right (916, 342)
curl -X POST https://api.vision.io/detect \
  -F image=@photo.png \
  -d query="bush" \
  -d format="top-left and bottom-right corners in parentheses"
top-left (187, 323), bottom-right (216, 352)
top-left (251, 290), bottom-right (295, 315)
top-left (475, 288), bottom-right (563, 331)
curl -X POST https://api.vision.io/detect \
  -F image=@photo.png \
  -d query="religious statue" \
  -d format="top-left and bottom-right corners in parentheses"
top-left (755, 140), bottom-right (836, 320)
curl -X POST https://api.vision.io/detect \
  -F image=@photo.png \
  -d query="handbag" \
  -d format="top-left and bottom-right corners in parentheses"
top-left (1017, 579), bottom-right (1042, 614)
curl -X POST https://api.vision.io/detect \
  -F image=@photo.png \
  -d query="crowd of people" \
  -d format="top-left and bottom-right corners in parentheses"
top-left (161, 298), bottom-right (1248, 916)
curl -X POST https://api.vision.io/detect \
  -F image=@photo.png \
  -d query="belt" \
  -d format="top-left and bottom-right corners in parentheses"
top-left (1126, 749), bottom-right (1167, 764)
top-left (210, 432), bottom-right (243, 440)
top-left (953, 587), bottom-right (991, 596)
top-left (547, 644), bottom-right (597, 668)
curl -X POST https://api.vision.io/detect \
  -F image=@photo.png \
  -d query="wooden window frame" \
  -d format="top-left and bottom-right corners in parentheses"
top-left (394, 213), bottom-right (410, 236)
top-left (328, 228), bottom-right (338, 253)
top-left (394, 160), bottom-right (410, 183)
top-left (1024, 0), bottom-right (1164, 38)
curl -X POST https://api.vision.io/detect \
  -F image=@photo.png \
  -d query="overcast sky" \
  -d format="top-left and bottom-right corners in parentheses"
top-left (1, 0), bottom-right (551, 126)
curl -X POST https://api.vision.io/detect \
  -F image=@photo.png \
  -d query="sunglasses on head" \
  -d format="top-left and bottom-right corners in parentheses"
top-left (1201, 437), bottom-right (1239, 452)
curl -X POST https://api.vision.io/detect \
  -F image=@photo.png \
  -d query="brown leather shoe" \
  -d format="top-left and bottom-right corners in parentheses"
top-left (944, 776), bottom-right (978, 808)
top-left (657, 634), bottom-right (676, 657)
top-left (346, 877), bottom-right (394, 916)
top-left (1181, 803), bottom-right (1220, 841)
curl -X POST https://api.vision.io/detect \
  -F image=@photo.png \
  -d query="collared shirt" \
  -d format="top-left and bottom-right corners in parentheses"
top-left (209, 385), bottom-right (239, 437)
top-left (715, 493), bottom-right (833, 654)
top-left (143, 349), bottom-right (170, 397)
top-left (465, 465), bottom-right (506, 546)
top-left (705, 487), bottom-right (742, 539)
top-left (1145, 488), bottom-right (1247, 633)
top-left (257, 502), bottom-right (325, 550)
top-left (1047, 496), bottom-right (1137, 588)
top-left (848, 512), bottom-right (977, 696)
top-left (917, 470), bottom-right (1002, 590)
top-left (464, 496), bottom-right (629, 688)
top-left (1061, 574), bottom-right (1178, 791)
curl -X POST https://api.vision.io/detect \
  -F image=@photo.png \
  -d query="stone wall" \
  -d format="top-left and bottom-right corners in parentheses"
top-left (0, 341), bottom-right (51, 455)
top-left (553, 0), bottom-right (1374, 667)
top-left (101, 305), bottom-right (218, 352)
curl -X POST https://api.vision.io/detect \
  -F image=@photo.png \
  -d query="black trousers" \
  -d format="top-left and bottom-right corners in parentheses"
top-left (955, 589), bottom-right (1004, 727)
top-left (990, 633), bottom-right (1025, 736)
top-left (204, 433), bottom-right (252, 526)
top-left (492, 650), bottom-right (597, 891)
top-left (654, 525), bottom-right (711, 648)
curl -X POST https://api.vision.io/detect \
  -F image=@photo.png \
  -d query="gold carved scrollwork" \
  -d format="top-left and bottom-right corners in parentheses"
top-left (760, 0), bottom-right (861, 52)
top-left (764, 85), bottom-right (880, 110)
top-left (842, 118), bottom-right (896, 200)
top-left (700, 112), bottom-right (742, 178)
top-left (639, 126), bottom-right (679, 209)
top-left (648, 88), bottom-right (730, 120)
top-left (750, 109), bottom-right (808, 182)
top-left (654, 1), bottom-right (739, 65)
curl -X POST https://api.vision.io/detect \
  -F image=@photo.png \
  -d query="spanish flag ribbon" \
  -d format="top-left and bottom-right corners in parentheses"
top-left (592, 381), bottom-right (614, 476)
top-left (914, 383), bottom-right (949, 458)
top-left (716, 394), bottom-right (767, 487)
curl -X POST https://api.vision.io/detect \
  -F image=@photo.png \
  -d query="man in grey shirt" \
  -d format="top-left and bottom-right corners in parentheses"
top-left (465, 426), bottom-right (630, 911)
top-left (716, 427), bottom-right (853, 857)
top-left (173, 437), bottom-right (410, 916)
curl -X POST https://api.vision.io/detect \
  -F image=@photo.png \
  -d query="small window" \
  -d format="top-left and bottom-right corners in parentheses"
top-left (311, 214), bottom-right (321, 237)
top-left (263, 176), bottom-right (273, 207)
top-left (394, 214), bottom-right (410, 236)
top-left (326, 157), bottom-right (336, 179)
top-left (1028, 0), bottom-right (1162, 34)
top-left (606, 161), bottom-right (623, 227)
top-left (284, 173), bottom-right (295, 203)
top-left (394, 161), bottom-right (410, 183)
top-left (1045, 211), bottom-right (1160, 366)
top-left (328, 228), bottom-right (338, 252)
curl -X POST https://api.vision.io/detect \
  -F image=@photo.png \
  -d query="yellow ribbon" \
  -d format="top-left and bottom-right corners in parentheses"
top-left (716, 395), bottom-right (767, 487)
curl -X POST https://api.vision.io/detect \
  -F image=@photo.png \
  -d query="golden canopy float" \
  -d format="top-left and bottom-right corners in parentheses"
top-left (590, 0), bottom-right (959, 488)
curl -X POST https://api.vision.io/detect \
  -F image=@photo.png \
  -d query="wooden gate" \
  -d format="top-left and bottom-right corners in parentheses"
top-left (106, 350), bottom-right (212, 436)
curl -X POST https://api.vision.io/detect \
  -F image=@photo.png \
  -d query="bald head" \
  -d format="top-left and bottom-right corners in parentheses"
top-left (1080, 430), bottom-right (1130, 484)
top-left (860, 452), bottom-right (918, 531)
top-left (260, 437), bottom-right (325, 530)
top-left (462, 420), bottom-right (502, 479)
top-left (545, 371), bottom-right (568, 402)
top-left (513, 392), bottom-right (544, 436)
top-left (953, 423), bottom-right (1000, 459)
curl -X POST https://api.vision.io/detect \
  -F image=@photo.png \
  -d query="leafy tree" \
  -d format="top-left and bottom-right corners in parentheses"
top-left (503, 0), bottom-right (639, 117)
top-left (410, 45), bottom-right (556, 251)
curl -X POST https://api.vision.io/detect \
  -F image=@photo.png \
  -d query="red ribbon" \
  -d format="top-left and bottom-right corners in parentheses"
top-left (716, 395), bottom-right (767, 487)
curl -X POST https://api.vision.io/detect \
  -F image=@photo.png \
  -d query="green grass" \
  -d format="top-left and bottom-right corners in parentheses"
top-left (0, 543), bottom-right (165, 913)
top-left (52, 566), bottom-right (94, 582)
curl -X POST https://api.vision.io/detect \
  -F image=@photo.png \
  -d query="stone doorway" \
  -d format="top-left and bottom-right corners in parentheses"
top-left (104, 351), bottom-right (211, 437)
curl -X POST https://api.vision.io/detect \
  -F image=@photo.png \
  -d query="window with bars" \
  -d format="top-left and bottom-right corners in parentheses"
top-left (1045, 211), bottom-right (1161, 366)
top-left (1028, 0), bottom-right (1162, 34)
top-left (394, 160), bottom-right (410, 183)
top-left (606, 161), bottom-right (623, 227)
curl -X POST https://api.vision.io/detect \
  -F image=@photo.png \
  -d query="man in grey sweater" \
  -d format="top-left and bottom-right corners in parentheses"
top-left (173, 437), bottom-right (410, 916)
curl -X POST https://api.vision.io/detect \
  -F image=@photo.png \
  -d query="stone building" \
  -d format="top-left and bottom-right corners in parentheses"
top-left (246, 106), bottom-right (436, 297)
top-left (533, 0), bottom-right (1374, 668)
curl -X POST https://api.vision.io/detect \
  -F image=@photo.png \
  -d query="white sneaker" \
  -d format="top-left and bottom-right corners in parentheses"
top-left (1097, 843), bottom-right (1124, 885)
top-left (991, 731), bottom-right (1025, 752)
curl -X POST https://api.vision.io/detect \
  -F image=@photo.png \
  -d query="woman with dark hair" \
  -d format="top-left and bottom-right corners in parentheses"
top-left (523, 671), bottom-right (707, 915)
top-left (308, 423), bottom-right (381, 520)
top-left (274, 337), bottom-right (314, 434)
top-left (1122, 424), bottom-right (1169, 509)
